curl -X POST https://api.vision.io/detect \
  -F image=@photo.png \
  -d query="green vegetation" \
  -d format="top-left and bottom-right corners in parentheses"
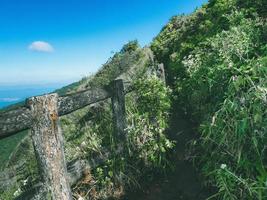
top-left (56, 40), bottom-right (146, 94)
top-left (0, 42), bottom-right (174, 199)
top-left (59, 75), bottom-right (174, 199)
top-left (0, 131), bottom-right (28, 168)
top-left (0, 41), bottom-right (150, 174)
top-left (1, 0), bottom-right (267, 199)
top-left (151, 0), bottom-right (267, 199)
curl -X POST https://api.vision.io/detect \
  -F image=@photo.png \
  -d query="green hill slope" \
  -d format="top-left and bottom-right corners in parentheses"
top-left (1, 0), bottom-right (267, 199)
top-left (0, 41), bottom-right (150, 168)
top-left (0, 41), bottom-right (174, 200)
top-left (151, 0), bottom-right (267, 199)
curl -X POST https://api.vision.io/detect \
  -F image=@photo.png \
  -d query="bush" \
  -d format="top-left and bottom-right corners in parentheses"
top-left (152, 2), bottom-right (267, 198)
top-left (63, 76), bottom-right (174, 199)
top-left (169, 10), bottom-right (267, 200)
top-left (199, 58), bottom-right (267, 199)
top-left (127, 76), bottom-right (174, 168)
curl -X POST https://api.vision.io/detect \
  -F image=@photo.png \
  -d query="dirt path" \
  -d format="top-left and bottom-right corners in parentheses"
top-left (122, 109), bottom-right (211, 200)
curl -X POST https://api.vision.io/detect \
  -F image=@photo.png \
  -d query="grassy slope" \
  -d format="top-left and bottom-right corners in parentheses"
top-left (0, 41), bottom-right (150, 168)
top-left (2, 1), bottom-right (267, 199)
top-left (0, 42), bottom-right (157, 198)
top-left (0, 131), bottom-right (28, 168)
top-left (1, 40), bottom-right (174, 200)
top-left (151, 0), bottom-right (267, 199)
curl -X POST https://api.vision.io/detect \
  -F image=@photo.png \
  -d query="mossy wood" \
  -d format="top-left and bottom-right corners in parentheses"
top-left (111, 79), bottom-right (127, 144)
top-left (0, 79), bottom-right (130, 199)
top-left (0, 63), bottom-right (166, 199)
top-left (28, 94), bottom-right (72, 200)
top-left (0, 82), bottom-right (133, 139)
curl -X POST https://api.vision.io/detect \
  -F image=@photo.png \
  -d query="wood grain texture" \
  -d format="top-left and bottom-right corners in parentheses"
top-left (28, 93), bottom-right (72, 200)
top-left (0, 106), bottom-right (31, 139)
top-left (0, 82), bottom-right (133, 139)
top-left (111, 79), bottom-right (127, 143)
top-left (58, 87), bottom-right (110, 116)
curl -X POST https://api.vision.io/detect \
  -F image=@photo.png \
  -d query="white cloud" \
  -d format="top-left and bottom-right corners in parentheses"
top-left (28, 41), bottom-right (54, 52)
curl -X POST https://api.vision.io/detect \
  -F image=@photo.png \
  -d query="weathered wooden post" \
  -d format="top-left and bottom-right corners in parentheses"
top-left (111, 79), bottom-right (127, 144)
top-left (157, 63), bottom-right (166, 84)
top-left (27, 93), bottom-right (72, 200)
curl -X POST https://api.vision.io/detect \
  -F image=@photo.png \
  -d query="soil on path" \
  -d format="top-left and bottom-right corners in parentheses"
top-left (122, 109), bottom-right (211, 200)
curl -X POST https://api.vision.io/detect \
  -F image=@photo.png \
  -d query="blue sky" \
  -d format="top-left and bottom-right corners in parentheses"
top-left (0, 0), bottom-right (207, 85)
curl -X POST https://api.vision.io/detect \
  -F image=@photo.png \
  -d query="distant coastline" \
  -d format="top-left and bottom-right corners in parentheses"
top-left (0, 83), bottom-right (67, 109)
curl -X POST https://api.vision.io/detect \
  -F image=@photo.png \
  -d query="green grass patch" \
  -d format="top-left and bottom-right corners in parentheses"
top-left (0, 130), bottom-right (28, 169)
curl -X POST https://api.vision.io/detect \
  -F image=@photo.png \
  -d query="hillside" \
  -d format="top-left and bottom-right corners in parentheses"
top-left (0, 41), bottom-right (172, 199)
top-left (1, 0), bottom-right (267, 199)
top-left (151, 0), bottom-right (267, 199)
top-left (0, 41), bottom-right (151, 168)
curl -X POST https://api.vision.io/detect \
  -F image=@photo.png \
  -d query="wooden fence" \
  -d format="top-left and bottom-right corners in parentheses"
top-left (0, 79), bottom-right (131, 200)
top-left (0, 64), bottom-right (165, 199)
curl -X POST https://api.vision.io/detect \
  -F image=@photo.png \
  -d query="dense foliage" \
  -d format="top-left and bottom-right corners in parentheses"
top-left (151, 0), bottom-right (267, 199)
top-left (60, 76), bottom-right (173, 199)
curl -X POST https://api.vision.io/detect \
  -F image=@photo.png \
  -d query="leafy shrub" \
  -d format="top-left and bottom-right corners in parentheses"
top-left (198, 57), bottom-right (267, 199)
top-left (152, 2), bottom-right (267, 199)
top-left (176, 11), bottom-right (263, 121)
top-left (127, 76), bottom-right (174, 168)
top-left (0, 44), bottom-right (155, 200)
top-left (63, 76), bottom-right (174, 199)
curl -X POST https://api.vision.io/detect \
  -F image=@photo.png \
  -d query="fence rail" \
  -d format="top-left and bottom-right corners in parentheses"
top-left (0, 64), bottom-right (165, 200)
top-left (0, 79), bottom-right (132, 200)
top-left (0, 82), bottom-right (132, 139)
top-left (0, 106), bottom-right (31, 139)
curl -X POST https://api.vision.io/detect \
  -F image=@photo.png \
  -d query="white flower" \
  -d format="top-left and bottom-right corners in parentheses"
top-left (211, 115), bottom-right (216, 126)
top-left (23, 178), bottom-right (28, 186)
top-left (13, 188), bottom-right (21, 197)
top-left (232, 75), bottom-right (237, 81)
top-left (80, 141), bottom-right (87, 149)
top-left (220, 164), bottom-right (227, 169)
top-left (78, 195), bottom-right (84, 200)
top-left (240, 97), bottom-right (245, 105)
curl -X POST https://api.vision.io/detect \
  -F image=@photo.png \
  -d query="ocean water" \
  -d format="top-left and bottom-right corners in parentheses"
top-left (0, 84), bottom-right (65, 109)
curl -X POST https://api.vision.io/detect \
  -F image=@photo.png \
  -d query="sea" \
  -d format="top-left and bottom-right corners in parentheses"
top-left (0, 84), bottom-right (66, 109)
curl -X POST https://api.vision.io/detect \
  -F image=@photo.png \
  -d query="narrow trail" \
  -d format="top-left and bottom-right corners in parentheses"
top-left (122, 108), bottom-right (211, 200)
